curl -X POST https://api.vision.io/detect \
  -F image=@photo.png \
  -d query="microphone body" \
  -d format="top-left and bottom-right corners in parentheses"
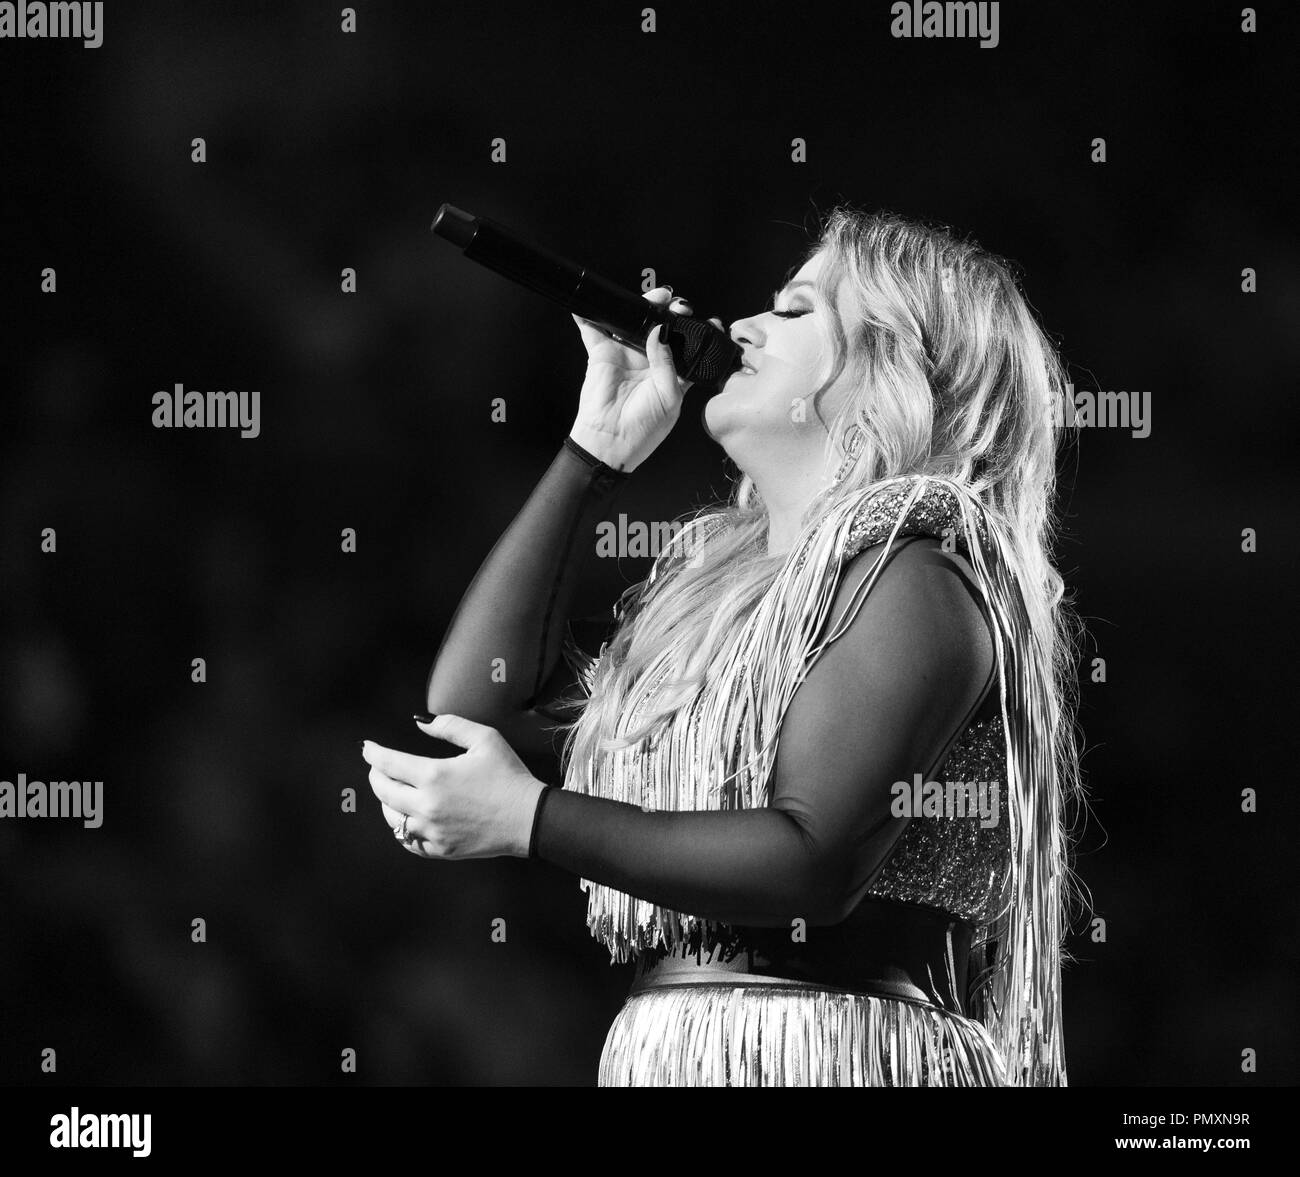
top-left (431, 204), bottom-right (743, 385)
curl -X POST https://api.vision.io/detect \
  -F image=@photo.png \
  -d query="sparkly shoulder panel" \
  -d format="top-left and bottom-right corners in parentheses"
top-left (843, 478), bottom-right (990, 561)
top-left (863, 712), bottom-right (1011, 926)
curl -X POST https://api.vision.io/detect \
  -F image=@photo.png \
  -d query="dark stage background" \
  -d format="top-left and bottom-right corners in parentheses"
top-left (2, 0), bottom-right (1297, 1087)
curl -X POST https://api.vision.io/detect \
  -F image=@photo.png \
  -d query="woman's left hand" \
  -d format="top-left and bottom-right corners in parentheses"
top-left (362, 715), bottom-right (547, 860)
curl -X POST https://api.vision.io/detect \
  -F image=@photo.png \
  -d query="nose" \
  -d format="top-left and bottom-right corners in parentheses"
top-left (729, 313), bottom-right (764, 349)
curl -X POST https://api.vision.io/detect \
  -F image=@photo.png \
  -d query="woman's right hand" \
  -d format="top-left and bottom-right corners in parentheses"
top-left (568, 287), bottom-right (724, 472)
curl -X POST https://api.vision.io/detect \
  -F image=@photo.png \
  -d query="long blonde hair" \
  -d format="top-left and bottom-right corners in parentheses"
top-left (560, 206), bottom-right (1086, 1075)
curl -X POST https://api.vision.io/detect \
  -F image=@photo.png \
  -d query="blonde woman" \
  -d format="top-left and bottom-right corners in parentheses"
top-left (362, 207), bottom-right (1084, 1086)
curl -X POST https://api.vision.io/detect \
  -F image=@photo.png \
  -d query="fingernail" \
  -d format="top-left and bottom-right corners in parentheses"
top-left (663, 285), bottom-right (673, 294)
top-left (413, 712), bottom-right (437, 723)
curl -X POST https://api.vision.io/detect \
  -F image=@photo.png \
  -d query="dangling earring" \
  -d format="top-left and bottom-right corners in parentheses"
top-left (831, 423), bottom-right (865, 487)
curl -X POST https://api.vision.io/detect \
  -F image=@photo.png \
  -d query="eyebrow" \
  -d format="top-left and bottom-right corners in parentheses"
top-left (770, 279), bottom-right (816, 305)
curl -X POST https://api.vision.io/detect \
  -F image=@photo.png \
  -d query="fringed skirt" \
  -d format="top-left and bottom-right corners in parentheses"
top-left (598, 982), bottom-right (1008, 1087)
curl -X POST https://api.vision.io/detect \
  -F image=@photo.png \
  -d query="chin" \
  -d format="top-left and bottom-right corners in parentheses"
top-left (701, 386), bottom-right (741, 444)
top-left (702, 374), bottom-right (776, 437)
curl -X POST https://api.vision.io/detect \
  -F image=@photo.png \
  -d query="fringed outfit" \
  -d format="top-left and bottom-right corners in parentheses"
top-left (435, 439), bottom-right (1069, 1087)
top-left (592, 704), bottom-right (1014, 1088)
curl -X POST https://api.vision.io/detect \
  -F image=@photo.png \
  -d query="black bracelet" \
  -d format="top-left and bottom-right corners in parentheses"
top-left (527, 784), bottom-right (554, 859)
top-left (563, 435), bottom-right (631, 479)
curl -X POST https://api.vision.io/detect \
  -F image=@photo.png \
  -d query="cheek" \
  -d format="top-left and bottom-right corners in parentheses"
top-left (765, 336), bottom-right (833, 399)
top-left (800, 336), bottom-right (834, 384)
top-left (763, 346), bottom-right (832, 418)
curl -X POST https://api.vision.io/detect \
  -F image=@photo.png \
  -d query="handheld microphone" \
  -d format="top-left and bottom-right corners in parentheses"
top-left (430, 204), bottom-right (743, 385)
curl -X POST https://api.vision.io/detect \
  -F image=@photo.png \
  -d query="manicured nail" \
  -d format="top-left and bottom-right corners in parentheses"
top-left (413, 712), bottom-right (437, 723)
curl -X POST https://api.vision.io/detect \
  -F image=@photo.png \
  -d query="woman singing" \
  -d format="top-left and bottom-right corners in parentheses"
top-left (362, 206), bottom-right (1084, 1086)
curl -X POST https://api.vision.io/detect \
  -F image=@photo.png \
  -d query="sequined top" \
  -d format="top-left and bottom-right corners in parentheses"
top-left (842, 478), bottom-right (1010, 926)
top-left (862, 712), bottom-right (1011, 926)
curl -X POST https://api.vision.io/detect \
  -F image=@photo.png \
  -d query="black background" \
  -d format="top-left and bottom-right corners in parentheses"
top-left (2, 0), bottom-right (1297, 1085)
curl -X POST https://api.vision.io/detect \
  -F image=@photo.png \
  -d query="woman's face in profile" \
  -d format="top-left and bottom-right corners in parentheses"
top-left (703, 249), bottom-right (853, 457)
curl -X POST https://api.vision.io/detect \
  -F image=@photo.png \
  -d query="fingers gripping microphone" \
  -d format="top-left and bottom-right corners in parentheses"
top-left (431, 204), bottom-right (743, 385)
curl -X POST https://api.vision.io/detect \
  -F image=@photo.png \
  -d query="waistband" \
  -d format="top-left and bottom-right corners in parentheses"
top-left (630, 898), bottom-right (977, 1016)
top-left (628, 969), bottom-right (944, 1011)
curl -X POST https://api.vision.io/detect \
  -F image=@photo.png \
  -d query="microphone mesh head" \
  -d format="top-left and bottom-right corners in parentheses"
top-left (662, 317), bottom-right (744, 385)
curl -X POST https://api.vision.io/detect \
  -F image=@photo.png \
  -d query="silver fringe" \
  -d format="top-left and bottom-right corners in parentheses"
top-left (598, 985), bottom-right (1008, 1087)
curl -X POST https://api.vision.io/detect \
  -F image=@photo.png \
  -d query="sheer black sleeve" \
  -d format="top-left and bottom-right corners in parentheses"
top-left (530, 535), bottom-right (997, 927)
top-left (424, 438), bottom-right (631, 783)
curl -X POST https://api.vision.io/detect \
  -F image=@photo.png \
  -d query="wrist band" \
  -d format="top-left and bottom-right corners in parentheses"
top-left (563, 435), bottom-right (631, 479)
top-left (528, 784), bottom-right (554, 859)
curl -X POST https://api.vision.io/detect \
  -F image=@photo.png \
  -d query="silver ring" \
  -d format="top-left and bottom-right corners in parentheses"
top-left (393, 814), bottom-right (411, 843)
